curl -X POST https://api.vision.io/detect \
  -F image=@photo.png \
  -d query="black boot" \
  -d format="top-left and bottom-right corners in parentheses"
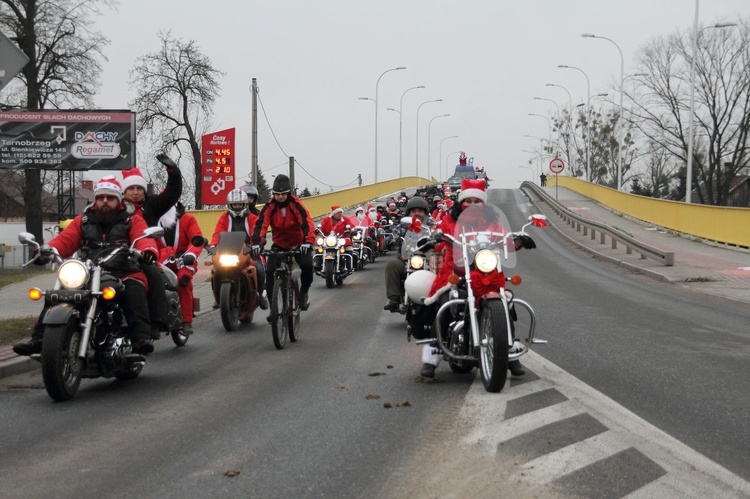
top-left (13, 339), bottom-right (42, 356)
top-left (508, 360), bottom-right (526, 376)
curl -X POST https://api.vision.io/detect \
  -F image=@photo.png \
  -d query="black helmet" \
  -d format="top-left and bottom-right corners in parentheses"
top-left (272, 174), bottom-right (291, 194)
top-left (244, 185), bottom-right (259, 203)
top-left (406, 196), bottom-right (429, 213)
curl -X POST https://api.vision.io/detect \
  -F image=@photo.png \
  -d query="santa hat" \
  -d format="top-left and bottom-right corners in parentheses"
top-left (354, 206), bottom-right (364, 214)
top-left (94, 176), bottom-right (122, 202)
top-left (330, 205), bottom-right (343, 216)
top-left (367, 204), bottom-right (376, 212)
top-left (121, 167), bottom-right (148, 192)
top-left (458, 178), bottom-right (487, 203)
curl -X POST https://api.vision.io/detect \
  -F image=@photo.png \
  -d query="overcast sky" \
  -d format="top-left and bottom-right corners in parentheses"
top-left (93, 0), bottom-right (748, 192)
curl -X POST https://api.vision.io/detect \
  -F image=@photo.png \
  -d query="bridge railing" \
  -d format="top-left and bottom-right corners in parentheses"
top-left (521, 181), bottom-right (675, 266)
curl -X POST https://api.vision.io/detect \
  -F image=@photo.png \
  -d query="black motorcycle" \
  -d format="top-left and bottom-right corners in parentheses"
top-left (18, 227), bottom-right (164, 401)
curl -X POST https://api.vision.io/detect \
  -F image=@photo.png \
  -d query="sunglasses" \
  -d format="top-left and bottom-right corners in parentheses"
top-left (95, 194), bottom-right (119, 201)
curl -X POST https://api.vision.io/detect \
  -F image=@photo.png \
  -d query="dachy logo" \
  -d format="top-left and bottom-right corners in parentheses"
top-left (71, 131), bottom-right (121, 160)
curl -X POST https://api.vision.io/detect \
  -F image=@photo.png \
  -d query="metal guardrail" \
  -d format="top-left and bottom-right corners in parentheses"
top-left (521, 181), bottom-right (675, 267)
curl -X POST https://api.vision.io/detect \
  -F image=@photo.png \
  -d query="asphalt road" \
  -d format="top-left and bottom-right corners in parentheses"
top-left (1, 188), bottom-right (748, 498)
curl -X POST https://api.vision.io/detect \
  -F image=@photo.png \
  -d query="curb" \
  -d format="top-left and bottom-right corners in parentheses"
top-left (0, 355), bottom-right (38, 378)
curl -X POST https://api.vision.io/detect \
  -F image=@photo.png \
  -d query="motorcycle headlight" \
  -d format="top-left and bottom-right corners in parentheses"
top-left (474, 249), bottom-right (498, 273)
top-left (219, 254), bottom-right (240, 267)
top-left (316, 236), bottom-right (324, 246)
top-left (325, 236), bottom-right (337, 247)
top-left (58, 260), bottom-right (89, 290)
top-left (409, 255), bottom-right (425, 270)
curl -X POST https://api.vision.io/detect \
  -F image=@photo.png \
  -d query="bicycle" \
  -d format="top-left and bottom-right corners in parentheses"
top-left (263, 248), bottom-right (302, 349)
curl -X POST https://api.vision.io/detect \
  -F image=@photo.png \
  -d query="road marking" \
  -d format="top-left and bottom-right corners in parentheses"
top-left (458, 352), bottom-right (750, 496)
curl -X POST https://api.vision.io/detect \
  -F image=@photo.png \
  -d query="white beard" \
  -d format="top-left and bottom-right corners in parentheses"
top-left (356, 213), bottom-right (364, 222)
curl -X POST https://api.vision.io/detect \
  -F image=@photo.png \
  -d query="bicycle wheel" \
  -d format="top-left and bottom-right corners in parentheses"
top-left (270, 277), bottom-right (288, 350)
top-left (288, 281), bottom-right (301, 342)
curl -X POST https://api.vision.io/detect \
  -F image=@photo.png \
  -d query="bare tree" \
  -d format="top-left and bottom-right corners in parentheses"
top-left (629, 20), bottom-right (750, 205)
top-left (129, 31), bottom-right (224, 209)
top-left (0, 0), bottom-right (114, 242)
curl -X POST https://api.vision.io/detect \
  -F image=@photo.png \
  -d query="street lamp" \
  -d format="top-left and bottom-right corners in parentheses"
top-left (545, 83), bottom-right (572, 110)
top-left (524, 134), bottom-right (545, 170)
top-left (581, 33), bottom-right (624, 190)
top-left (396, 85), bottom-right (425, 178)
top-left (533, 96), bottom-right (560, 117)
top-left (439, 135), bottom-right (459, 181)
top-left (373, 66), bottom-right (406, 184)
top-left (528, 113), bottom-right (552, 146)
top-left (415, 99), bottom-right (443, 177)
top-left (427, 114), bottom-right (450, 182)
top-left (558, 65), bottom-right (591, 179)
top-left (518, 165), bottom-right (534, 182)
top-left (685, 13), bottom-right (736, 203)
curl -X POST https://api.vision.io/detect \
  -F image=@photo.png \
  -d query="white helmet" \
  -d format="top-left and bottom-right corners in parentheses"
top-left (404, 270), bottom-right (437, 305)
top-left (226, 188), bottom-right (248, 217)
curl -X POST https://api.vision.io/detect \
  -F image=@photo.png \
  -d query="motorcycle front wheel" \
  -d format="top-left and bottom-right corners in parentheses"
top-left (479, 300), bottom-right (509, 392)
top-left (270, 279), bottom-right (288, 350)
top-left (41, 320), bottom-right (83, 401)
top-left (324, 260), bottom-right (335, 288)
top-left (171, 329), bottom-right (189, 347)
top-left (220, 282), bottom-right (239, 331)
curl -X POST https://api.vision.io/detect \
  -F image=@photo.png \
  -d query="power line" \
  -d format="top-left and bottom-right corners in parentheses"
top-left (294, 159), bottom-right (359, 188)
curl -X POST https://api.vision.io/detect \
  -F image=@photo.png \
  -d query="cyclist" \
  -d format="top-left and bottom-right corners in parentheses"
top-left (251, 174), bottom-right (315, 313)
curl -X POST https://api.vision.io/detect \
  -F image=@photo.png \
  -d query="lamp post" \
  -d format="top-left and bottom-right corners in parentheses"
top-left (427, 114), bottom-right (450, 182)
top-left (545, 83), bottom-right (574, 169)
top-left (373, 66), bottom-right (406, 184)
top-left (558, 65), bottom-right (591, 179)
top-left (533, 96), bottom-right (560, 117)
top-left (528, 113), bottom-right (552, 148)
top-left (518, 165), bottom-right (534, 182)
top-left (524, 134), bottom-right (545, 174)
top-left (415, 99), bottom-right (443, 177)
top-left (439, 135), bottom-right (459, 181)
top-left (685, 11), bottom-right (736, 203)
top-left (396, 85), bottom-right (425, 178)
top-left (582, 33), bottom-right (624, 190)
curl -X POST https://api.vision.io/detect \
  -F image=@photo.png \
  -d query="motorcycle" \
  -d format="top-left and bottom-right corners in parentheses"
top-left (313, 229), bottom-right (353, 288)
top-left (17, 226), bottom-right (164, 401)
top-left (396, 195), bottom-right (408, 210)
top-left (158, 235), bottom-right (205, 346)
top-left (349, 227), bottom-right (372, 270)
top-left (206, 231), bottom-right (261, 331)
top-left (414, 205), bottom-right (548, 392)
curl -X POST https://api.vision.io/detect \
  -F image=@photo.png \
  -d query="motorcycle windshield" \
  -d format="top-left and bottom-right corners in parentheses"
top-left (453, 203), bottom-right (516, 270)
top-left (216, 231), bottom-right (247, 255)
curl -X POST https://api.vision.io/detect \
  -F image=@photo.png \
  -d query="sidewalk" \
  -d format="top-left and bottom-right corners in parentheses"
top-left (529, 185), bottom-right (750, 304)
top-left (0, 257), bottom-right (218, 379)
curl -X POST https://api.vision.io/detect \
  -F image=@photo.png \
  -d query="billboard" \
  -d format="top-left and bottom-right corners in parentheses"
top-left (201, 128), bottom-right (235, 205)
top-left (0, 110), bottom-right (135, 170)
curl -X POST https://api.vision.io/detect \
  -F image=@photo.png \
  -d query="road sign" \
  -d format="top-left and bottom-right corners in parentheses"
top-left (549, 157), bottom-right (565, 174)
top-left (0, 30), bottom-right (29, 94)
top-left (201, 128), bottom-right (235, 205)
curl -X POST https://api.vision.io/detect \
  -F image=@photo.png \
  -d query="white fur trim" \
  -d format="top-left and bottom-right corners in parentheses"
top-left (159, 205), bottom-right (177, 229)
top-left (422, 344), bottom-right (441, 366)
top-left (121, 174), bottom-right (147, 192)
top-left (423, 282), bottom-right (452, 306)
top-left (458, 188), bottom-right (487, 203)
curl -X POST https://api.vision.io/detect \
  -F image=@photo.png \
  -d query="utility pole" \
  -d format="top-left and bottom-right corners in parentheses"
top-left (289, 156), bottom-right (295, 193)
top-left (251, 78), bottom-right (258, 186)
top-left (358, 174), bottom-right (362, 187)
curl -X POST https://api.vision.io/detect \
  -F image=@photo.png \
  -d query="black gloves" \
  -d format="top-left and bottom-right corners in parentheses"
top-left (513, 234), bottom-right (536, 250)
top-left (182, 254), bottom-right (196, 266)
top-left (156, 153), bottom-right (178, 173)
top-left (142, 250), bottom-right (157, 264)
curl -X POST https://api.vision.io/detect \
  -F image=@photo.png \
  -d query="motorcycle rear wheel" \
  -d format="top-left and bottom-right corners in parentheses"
top-left (288, 283), bottom-right (301, 342)
top-left (324, 260), bottom-right (335, 288)
top-left (220, 282), bottom-right (239, 331)
top-left (41, 320), bottom-right (83, 401)
top-left (479, 300), bottom-right (509, 392)
top-left (271, 279), bottom-right (288, 349)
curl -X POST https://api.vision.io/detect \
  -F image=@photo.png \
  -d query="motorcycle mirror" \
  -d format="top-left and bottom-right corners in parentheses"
top-left (143, 226), bottom-right (165, 239)
top-left (399, 216), bottom-right (413, 228)
top-left (191, 235), bottom-right (206, 247)
top-left (18, 231), bottom-right (36, 244)
top-left (529, 214), bottom-right (548, 228)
